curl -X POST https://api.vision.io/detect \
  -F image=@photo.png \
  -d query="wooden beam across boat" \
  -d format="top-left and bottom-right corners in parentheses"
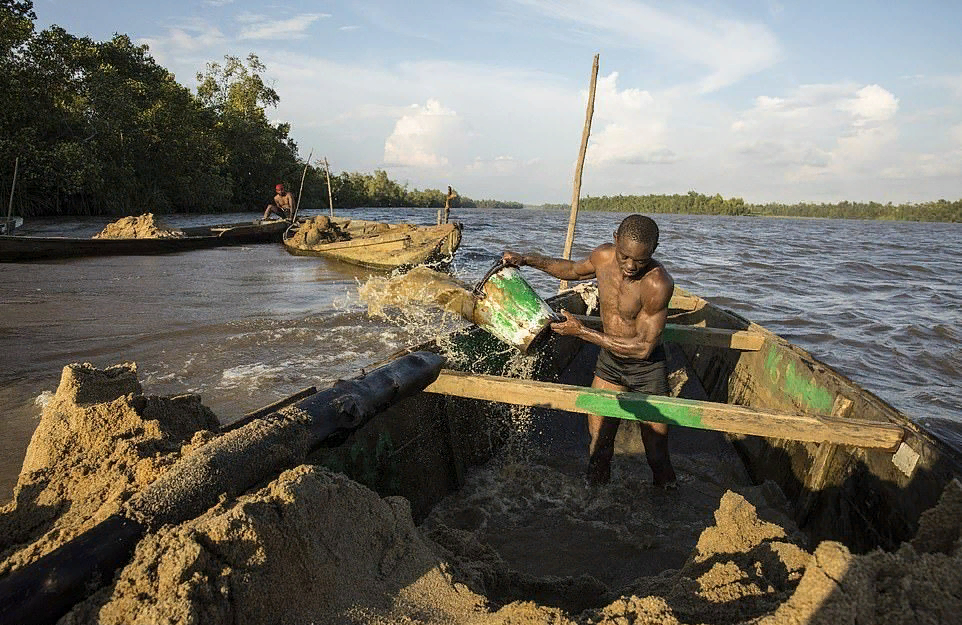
top-left (568, 315), bottom-right (766, 351)
top-left (668, 294), bottom-right (700, 311)
top-left (424, 370), bottom-right (905, 451)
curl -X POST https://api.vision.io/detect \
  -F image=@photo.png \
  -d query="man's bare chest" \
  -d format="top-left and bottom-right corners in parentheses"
top-left (597, 271), bottom-right (644, 322)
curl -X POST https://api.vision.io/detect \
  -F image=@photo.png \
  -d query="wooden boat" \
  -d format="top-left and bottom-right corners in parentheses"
top-left (0, 219), bottom-right (289, 263)
top-left (282, 217), bottom-right (462, 270)
top-left (285, 283), bottom-right (960, 554)
top-left (5, 282), bottom-right (960, 623)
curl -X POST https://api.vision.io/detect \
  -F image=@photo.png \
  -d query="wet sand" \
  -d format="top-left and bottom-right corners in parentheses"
top-left (93, 213), bottom-right (185, 239)
top-left (3, 357), bottom-right (962, 624)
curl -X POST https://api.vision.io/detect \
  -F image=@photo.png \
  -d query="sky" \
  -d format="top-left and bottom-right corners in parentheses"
top-left (33, 0), bottom-right (962, 205)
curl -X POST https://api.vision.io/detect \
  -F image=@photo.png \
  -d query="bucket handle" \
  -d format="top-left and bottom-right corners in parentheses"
top-left (472, 259), bottom-right (506, 298)
top-left (472, 259), bottom-right (567, 323)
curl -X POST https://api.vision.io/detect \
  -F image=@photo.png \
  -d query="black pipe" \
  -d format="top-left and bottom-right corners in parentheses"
top-left (0, 351), bottom-right (444, 625)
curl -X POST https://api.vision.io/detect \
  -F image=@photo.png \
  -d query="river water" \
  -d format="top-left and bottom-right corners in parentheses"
top-left (1, 208), bottom-right (960, 499)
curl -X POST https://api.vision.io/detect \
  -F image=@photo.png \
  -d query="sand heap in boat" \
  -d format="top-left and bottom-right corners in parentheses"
top-left (2, 363), bottom-right (961, 624)
top-left (287, 215), bottom-right (353, 249)
top-left (93, 213), bottom-right (185, 239)
top-left (0, 362), bottom-right (218, 576)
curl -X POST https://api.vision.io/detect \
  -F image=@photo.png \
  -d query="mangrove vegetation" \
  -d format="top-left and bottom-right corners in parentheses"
top-left (2, 2), bottom-right (958, 222)
top-left (540, 192), bottom-right (962, 223)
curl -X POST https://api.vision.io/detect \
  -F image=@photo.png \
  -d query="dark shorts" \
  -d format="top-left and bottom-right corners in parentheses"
top-left (595, 345), bottom-right (668, 395)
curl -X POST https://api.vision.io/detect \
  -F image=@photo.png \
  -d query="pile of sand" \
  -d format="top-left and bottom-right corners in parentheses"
top-left (93, 213), bottom-right (185, 239)
top-left (0, 362), bottom-right (218, 575)
top-left (3, 362), bottom-right (962, 624)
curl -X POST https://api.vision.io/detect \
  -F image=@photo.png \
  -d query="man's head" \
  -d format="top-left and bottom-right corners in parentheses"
top-left (275, 183), bottom-right (285, 193)
top-left (613, 214), bottom-right (659, 279)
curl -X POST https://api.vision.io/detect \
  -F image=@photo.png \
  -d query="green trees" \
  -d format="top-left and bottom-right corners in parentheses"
top-left (0, 3), bottom-right (298, 216)
top-left (195, 54), bottom-right (298, 209)
top-left (539, 193), bottom-right (960, 222)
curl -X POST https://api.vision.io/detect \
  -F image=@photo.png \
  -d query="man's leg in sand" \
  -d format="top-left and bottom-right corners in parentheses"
top-left (638, 421), bottom-right (676, 487)
top-left (586, 375), bottom-right (625, 486)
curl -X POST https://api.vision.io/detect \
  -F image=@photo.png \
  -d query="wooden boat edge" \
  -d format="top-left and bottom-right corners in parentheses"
top-left (273, 283), bottom-right (962, 551)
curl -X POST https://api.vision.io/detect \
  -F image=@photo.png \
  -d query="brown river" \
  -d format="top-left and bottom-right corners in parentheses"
top-left (1, 207), bottom-right (960, 500)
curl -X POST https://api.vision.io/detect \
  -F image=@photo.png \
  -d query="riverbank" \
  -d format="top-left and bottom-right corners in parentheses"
top-left (3, 361), bottom-right (961, 624)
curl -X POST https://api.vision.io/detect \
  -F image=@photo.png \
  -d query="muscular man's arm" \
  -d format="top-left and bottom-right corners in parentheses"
top-left (551, 273), bottom-right (673, 360)
top-left (502, 250), bottom-right (596, 281)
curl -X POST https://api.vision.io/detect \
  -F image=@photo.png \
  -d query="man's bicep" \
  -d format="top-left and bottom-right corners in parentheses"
top-left (637, 285), bottom-right (672, 336)
top-left (572, 257), bottom-right (596, 279)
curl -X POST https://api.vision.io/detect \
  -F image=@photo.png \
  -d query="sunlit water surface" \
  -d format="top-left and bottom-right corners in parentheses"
top-left (1, 208), bottom-right (960, 499)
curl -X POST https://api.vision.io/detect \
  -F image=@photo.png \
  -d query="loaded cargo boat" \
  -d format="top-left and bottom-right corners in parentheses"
top-left (0, 219), bottom-right (290, 262)
top-left (283, 216), bottom-right (462, 270)
top-left (1, 280), bottom-right (959, 622)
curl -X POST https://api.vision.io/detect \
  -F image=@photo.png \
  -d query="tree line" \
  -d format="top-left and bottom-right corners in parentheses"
top-left (4, 2), bottom-right (957, 222)
top-left (295, 168), bottom-right (522, 211)
top-left (0, 2), bottom-right (519, 218)
top-left (540, 192), bottom-right (962, 223)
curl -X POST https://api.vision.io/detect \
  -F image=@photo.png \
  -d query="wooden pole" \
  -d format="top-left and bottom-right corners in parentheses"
top-left (5, 157), bottom-right (19, 234)
top-left (293, 149), bottom-right (313, 223)
top-left (559, 54), bottom-right (599, 292)
top-left (424, 370), bottom-right (905, 451)
top-left (324, 157), bottom-right (334, 218)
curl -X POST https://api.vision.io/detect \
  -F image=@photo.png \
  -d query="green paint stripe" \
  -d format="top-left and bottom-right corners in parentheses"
top-left (490, 273), bottom-right (544, 319)
top-left (575, 391), bottom-right (706, 428)
top-left (765, 345), bottom-right (834, 414)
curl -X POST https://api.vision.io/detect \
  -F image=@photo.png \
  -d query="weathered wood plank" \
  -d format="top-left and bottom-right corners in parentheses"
top-left (668, 294), bottom-right (700, 311)
top-left (569, 315), bottom-right (765, 351)
top-left (424, 370), bottom-right (904, 451)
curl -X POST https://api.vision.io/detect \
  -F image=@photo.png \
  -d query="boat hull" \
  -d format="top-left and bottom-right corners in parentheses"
top-left (283, 219), bottom-right (462, 270)
top-left (0, 220), bottom-right (289, 263)
top-left (303, 285), bottom-right (962, 550)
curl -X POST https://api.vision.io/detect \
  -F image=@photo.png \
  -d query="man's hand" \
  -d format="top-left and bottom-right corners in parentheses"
top-left (502, 251), bottom-right (525, 267)
top-left (549, 310), bottom-right (583, 336)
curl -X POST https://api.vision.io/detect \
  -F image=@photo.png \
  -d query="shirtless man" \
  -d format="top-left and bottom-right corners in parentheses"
top-left (503, 214), bottom-right (676, 488)
top-left (264, 183), bottom-right (295, 220)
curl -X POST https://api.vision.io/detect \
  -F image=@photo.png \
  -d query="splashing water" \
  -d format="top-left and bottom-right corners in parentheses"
top-left (356, 266), bottom-right (544, 442)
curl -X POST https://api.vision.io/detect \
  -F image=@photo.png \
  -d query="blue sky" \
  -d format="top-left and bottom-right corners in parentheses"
top-left (34, 0), bottom-right (962, 204)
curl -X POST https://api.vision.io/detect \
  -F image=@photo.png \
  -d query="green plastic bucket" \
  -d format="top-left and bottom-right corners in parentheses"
top-left (471, 261), bottom-right (563, 353)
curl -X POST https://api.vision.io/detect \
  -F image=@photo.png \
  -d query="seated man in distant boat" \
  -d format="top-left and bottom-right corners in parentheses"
top-left (502, 214), bottom-right (676, 489)
top-left (440, 186), bottom-right (458, 225)
top-left (264, 183), bottom-right (296, 220)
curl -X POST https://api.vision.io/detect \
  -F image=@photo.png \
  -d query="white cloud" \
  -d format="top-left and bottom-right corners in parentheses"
top-left (339, 25), bottom-right (360, 31)
top-left (512, 0), bottom-right (780, 92)
top-left (203, 0), bottom-right (234, 6)
top-left (951, 124), bottom-right (962, 146)
top-left (466, 155), bottom-right (525, 175)
top-left (733, 83), bottom-right (901, 180)
top-left (837, 84), bottom-right (899, 126)
top-left (586, 72), bottom-right (676, 165)
top-left (137, 19), bottom-right (227, 70)
top-left (237, 13), bottom-right (330, 40)
top-left (383, 100), bottom-right (465, 167)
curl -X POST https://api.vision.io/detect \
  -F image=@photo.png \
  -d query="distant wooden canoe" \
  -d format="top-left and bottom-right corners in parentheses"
top-left (0, 220), bottom-right (289, 263)
top-left (283, 218), bottom-right (462, 270)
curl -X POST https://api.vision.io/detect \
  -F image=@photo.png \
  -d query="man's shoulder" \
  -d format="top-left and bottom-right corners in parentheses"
top-left (593, 242), bottom-right (615, 255)
top-left (644, 264), bottom-right (674, 300)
